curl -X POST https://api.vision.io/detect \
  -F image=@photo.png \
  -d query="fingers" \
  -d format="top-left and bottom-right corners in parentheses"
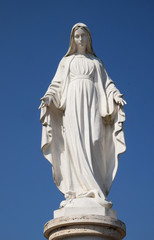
top-left (38, 101), bottom-right (47, 109)
top-left (116, 100), bottom-right (126, 106)
top-left (40, 96), bottom-right (49, 101)
top-left (40, 97), bottom-right (45, 101)
top-left (39, 96), bottom-right (49, 109)
top-left (123, 99), bottom-right (127, 105)
top-left (118, 101), bottom-right (124, 106)
top-left (38, 102), bottom-right (44, 109)
top-left (38, 103), bottom-right (43, 109)
top-left (116, 97), bottom-right (127, 106)
top-left (120, 99), bottom-right (127, 106)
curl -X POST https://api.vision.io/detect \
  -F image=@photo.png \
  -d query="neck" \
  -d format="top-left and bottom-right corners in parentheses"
top-left (76, 47), bottom-right (86, 55)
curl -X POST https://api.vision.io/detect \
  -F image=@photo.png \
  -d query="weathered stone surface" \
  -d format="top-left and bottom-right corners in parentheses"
top-left (44, 215), bottom-right (126, 240)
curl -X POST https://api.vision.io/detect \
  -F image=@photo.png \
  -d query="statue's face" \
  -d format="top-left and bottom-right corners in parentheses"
top-left (74, 28), bottom-right (88, 50)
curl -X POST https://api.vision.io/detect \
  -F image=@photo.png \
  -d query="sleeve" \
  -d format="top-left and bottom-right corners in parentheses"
top-left (99, 61), bottom-right (124, 115)
top-left (100, 62), bottom-right (121, 98)
top-left (43, 57), bottom-right (65, 108)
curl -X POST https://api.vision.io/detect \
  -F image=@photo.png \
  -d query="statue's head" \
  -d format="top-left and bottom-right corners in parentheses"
top-left (65, 23), bottom-right (96, 57)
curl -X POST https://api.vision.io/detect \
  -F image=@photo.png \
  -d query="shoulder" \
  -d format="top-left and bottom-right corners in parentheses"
top-left (90, 55), bottom-right (105, 69)
top-left (59, 57), bottom-right (66, 67)
top-left (89, 55), bottom-right (104, 65)
top-left (59, 55), bottom-right (74, 68)
top-left (96, 58), bottom-right (104, 67)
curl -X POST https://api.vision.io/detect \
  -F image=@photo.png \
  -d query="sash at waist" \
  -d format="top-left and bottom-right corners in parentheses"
top-left (70, 74), bottom-right (93, 82)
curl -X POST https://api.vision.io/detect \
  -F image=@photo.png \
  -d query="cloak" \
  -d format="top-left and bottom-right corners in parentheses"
top-left (40, 55), bottom-right (126, 197)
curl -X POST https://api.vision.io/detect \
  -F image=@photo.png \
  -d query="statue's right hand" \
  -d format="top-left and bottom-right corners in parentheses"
top-left (38, 95), bottom-right (53, 109)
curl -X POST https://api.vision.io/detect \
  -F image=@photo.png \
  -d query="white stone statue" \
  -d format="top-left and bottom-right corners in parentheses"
top-left (39, 23), bottom-right (126, 209)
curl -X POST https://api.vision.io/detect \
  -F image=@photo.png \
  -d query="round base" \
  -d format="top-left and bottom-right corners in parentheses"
top-left (44, 215), bottom-right (126, 240)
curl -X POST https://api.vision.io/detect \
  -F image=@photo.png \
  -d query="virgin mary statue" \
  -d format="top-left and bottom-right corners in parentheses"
top-left (39, 23), bottom-right (126, 209)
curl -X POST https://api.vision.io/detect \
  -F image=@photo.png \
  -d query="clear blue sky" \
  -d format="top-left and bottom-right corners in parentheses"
top-left (0, 0), bottom-right (154, 239)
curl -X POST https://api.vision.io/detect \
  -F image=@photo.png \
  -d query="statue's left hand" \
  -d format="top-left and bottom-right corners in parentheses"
top-left (114, 94), bottom-right (127, 106)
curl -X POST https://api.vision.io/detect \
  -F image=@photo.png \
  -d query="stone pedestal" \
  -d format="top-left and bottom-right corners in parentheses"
top-left (54, 198), bottom-right (117, 219)
top-left (44, 215), bottom-right (126, 240)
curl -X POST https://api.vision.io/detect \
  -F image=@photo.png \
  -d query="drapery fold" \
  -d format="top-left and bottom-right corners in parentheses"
top-left (40, 55), bottom-right (126, 197)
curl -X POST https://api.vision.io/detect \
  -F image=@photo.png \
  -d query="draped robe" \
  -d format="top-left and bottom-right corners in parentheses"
top-left (40, 54), bottom-right (126, 203)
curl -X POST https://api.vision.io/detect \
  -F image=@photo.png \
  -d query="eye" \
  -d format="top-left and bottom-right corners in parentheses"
top-left (75, 34), bottom-right (79, 38)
